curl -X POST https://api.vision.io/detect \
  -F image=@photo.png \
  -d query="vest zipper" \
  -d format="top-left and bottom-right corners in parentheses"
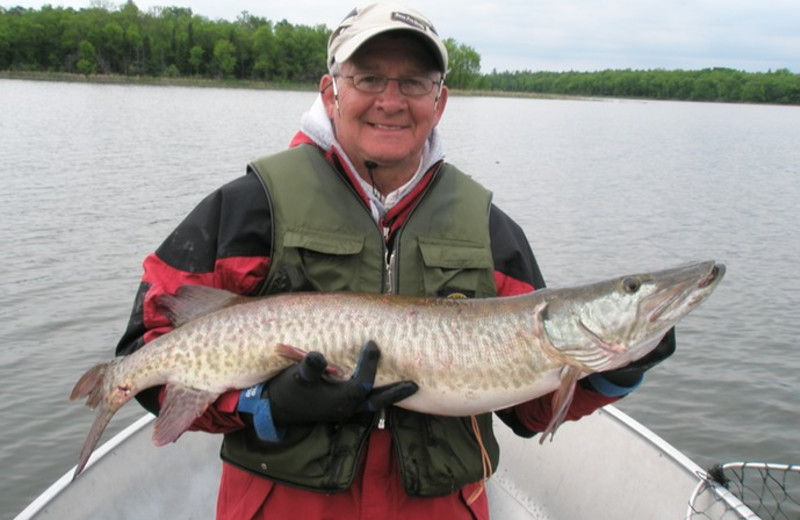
top-left (384, 163), bottom-right (444, 297)
top-left (383, 224), bottom-right (396, 295)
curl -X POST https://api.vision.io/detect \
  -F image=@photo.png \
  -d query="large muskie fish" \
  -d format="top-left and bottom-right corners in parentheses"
top-left (71, 260), bottom-right (724, 478)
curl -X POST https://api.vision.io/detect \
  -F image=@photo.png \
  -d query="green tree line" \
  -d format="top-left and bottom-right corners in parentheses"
top-left (0, 3), bottom-right (330, 81)
top-left (0, 3), bottom-right (483, 88)
top-left (2, 3), bottom-right (798, 103)
top-left (478, 68), bottom-right (800, 104)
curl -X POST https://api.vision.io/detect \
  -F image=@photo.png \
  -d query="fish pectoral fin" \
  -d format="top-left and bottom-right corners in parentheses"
top-left (152, 384), bottom-right (218, 447)
top-left (539, 366), bottom-right (582, 445)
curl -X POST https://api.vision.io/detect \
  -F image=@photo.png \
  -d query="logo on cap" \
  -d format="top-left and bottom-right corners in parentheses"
top-left (391, 11), bottom-right (438, 34)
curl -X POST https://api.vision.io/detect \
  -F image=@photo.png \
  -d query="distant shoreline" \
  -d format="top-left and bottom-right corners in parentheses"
top-left (0, 70), bottom-right (592, 101)
top-left (0, 70), bottom-right (317, 92)
top-left (3, 70), bottom-right (790, 105)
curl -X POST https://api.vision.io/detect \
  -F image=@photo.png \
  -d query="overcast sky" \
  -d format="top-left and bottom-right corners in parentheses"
top-left (5, 0), bottom-right (798, 73)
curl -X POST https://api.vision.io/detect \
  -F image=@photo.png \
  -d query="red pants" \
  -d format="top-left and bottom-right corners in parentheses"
top-left (216, 429), bottom-right (488, 520)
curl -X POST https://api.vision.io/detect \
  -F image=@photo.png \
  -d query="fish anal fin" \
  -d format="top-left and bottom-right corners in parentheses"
top-left (157, 286), bottom-right (245, 328)
top-left (152, 384), bottom-right (217, 446)
top-left (539, 366), bottom-right (582, 445)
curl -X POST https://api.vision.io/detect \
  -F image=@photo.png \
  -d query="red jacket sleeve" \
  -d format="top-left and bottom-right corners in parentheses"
top-left (115, 173), bottom-right (272, 434)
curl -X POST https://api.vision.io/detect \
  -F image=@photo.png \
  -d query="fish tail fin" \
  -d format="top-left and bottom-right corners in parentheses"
top-left (69, 360), bottom-right (124, 479)
top-left (72, 402), bottom-right (117, 479)
top-left (70, 361), bottom-right (112, 408)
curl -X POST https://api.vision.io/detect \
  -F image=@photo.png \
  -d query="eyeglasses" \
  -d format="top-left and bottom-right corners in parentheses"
top-left (336, 73), bottom-right (441, 97)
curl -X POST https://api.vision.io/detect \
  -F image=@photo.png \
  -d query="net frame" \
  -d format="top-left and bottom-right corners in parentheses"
top-left (686, 462), bottom-right (800, 520)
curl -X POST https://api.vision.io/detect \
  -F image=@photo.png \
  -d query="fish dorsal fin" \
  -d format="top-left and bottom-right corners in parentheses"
top-left (158, 285), bottom-right (244, 327)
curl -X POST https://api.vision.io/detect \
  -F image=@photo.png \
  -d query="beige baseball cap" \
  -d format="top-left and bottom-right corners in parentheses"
top-left (327, 3), bottom-right (448, 74)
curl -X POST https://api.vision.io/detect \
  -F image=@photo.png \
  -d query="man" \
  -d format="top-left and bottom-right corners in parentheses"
top-left (116, 3), bottom-right (674, 519)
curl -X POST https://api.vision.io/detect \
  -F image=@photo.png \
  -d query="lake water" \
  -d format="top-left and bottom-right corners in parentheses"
top-left (1, 79), bottom-right (798, 518)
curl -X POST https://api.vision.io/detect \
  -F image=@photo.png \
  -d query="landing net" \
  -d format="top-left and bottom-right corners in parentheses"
top-left (686, 462), bottom-right (800, 520)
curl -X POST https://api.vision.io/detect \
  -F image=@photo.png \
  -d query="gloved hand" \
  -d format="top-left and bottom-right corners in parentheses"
top-left (237, 340), bottom-right (418, 441)
top-left (583, 328), bottom-right (676, 396)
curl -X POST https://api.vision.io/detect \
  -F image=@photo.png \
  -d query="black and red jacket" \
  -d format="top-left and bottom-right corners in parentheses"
top-left (115, 134), bottom-right (620, 519)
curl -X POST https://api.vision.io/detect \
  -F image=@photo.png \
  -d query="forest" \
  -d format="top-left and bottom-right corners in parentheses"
top-left (2, 3), bottom-right (798, 104)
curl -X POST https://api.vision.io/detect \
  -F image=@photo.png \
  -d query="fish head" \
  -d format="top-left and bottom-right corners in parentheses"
top-left (541, 261), bottom-right (725, 372)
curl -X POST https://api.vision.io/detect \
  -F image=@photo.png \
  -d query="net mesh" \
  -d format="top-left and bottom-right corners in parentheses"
top-left (686, 462), bottom-right (800, 520)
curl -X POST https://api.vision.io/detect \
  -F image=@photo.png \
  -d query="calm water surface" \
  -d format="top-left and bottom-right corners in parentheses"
top-left (1, 80), bottom-right (798, 518)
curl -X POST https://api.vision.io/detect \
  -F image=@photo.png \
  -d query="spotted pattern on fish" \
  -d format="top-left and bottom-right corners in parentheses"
top-left (69, 261), bottom-right (724, 478)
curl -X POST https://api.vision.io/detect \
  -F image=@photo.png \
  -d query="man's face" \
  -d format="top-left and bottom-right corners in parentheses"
top-left (321, 33), bottom-right (448, 177)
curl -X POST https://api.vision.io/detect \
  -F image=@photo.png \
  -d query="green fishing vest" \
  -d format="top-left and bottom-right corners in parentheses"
top-left (220, 145), bottom-right (500, 497)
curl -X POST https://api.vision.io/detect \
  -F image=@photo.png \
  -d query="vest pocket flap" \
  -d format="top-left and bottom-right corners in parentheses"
top-left (418, 238), bottom-right (494, 269)
top-left (284, 230), bottom-right (364, 255)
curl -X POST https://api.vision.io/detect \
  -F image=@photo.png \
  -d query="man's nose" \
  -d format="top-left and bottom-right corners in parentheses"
top-left (375, 79), bottom-right (407, 109)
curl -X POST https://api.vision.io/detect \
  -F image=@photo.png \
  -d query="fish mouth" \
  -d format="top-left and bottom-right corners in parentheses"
top-left (647, 261), bottom-right (725, 323)
top-left (698, 263), bottom-right (725, 288)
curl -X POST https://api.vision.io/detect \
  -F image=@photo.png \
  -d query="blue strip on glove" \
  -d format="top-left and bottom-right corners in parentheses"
top-left (586, 372), bottom-right (644, 397)
top-left (237, 383), bottom-right (284, 442)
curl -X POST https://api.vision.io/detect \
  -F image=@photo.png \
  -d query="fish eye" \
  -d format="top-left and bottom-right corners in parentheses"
top-left (622, 277), bottom-right (640, 293)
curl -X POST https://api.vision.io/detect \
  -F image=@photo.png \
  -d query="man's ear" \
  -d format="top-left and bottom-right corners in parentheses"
top-left (433, 84), bottom-right (448, 121)
top-left (320, 75), bottom-right (338, 118)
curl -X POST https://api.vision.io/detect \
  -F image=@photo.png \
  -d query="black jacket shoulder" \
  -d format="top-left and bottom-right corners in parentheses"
top-left (155, 173), bottom-right (272, 273)
top-left (489, 204), bottom-right (546, 290)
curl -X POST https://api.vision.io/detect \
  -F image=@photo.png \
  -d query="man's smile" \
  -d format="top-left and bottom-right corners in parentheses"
top-left (369, 122), bottom-right (407, 131)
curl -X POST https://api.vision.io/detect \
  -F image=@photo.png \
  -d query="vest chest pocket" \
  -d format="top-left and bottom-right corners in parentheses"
top-left (282, 230), bottom-right (370, 292)
top-left (417, 238), bottom-right (496, 298)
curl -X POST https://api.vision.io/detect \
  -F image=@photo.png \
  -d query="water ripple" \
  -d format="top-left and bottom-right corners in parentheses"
top-left (2, 80), bottom-right (798, 517)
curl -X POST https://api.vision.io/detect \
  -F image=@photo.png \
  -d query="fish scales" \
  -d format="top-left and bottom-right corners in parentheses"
top-left (70, 261), bottom-right (725, 478)
top-left (182, 293), bottom-right (536, 392)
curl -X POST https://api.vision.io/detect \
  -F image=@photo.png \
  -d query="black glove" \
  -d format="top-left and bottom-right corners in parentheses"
top-left (599, 327), bottom-right (677, 387)
top-left (266, 340), bottom-right (418, 425)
